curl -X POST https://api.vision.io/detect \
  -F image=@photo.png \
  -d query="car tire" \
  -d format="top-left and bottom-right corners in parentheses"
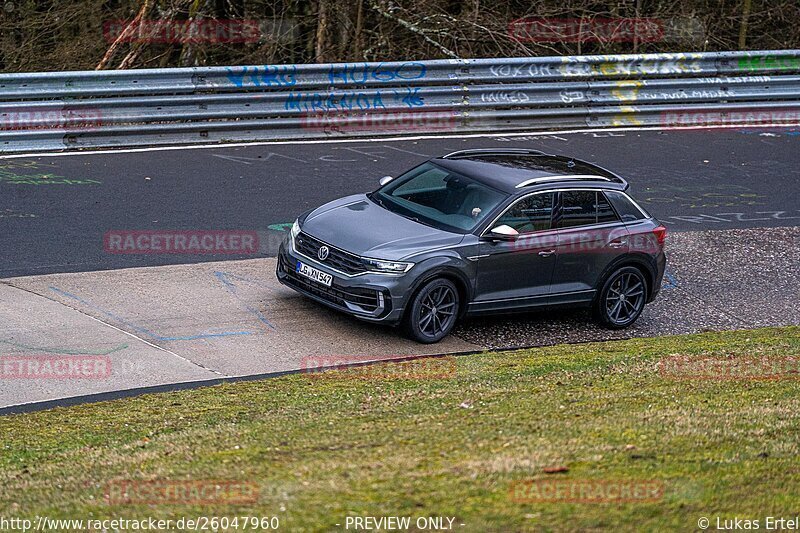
top-left (593, 266), bottom-right (647, 329)
top-left (402, 278), bottom-right (460, 343)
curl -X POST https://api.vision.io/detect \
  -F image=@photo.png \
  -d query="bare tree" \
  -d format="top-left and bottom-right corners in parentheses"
top-left (0, 0), bottom-right (798, 73)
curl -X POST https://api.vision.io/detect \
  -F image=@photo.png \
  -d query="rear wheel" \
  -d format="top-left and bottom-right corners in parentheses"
top-left (594, 266), bottom-right (647, 329)
top-left (402, 278), bottom-right (459, 343)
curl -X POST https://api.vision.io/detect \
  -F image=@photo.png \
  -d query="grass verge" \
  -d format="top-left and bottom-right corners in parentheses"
top-left (2, 327), bottom-right (800, 532)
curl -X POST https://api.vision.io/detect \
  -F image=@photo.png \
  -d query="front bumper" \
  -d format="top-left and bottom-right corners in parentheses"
top-left (276, 240), bottom-right (414, 325)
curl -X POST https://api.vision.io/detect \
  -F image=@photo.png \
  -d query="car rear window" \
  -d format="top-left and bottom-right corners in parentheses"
top-left (604, 190), bottom-right (650, 223)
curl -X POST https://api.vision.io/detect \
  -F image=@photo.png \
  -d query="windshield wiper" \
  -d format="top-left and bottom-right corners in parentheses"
top-left (405, 214), bottom-right (436, 229)
top-left (371, 193), bottom-right (439, 230)
top-left (369, 192), bottom-right (387, 210)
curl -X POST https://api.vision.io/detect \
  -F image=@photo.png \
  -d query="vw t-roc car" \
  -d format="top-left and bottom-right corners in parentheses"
top-left (277, 149), bottom-right (667, 343)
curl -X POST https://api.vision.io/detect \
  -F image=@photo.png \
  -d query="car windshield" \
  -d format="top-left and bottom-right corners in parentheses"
top-left (369, 162), bottom-right (508, 233)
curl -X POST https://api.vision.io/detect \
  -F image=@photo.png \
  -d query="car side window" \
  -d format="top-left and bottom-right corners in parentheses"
top-left (557, 190), bottom-right (596, 228)
top-left (494, 192), bottom-right (554, 234)
top-left (597, 192), bottom-right (618, 224)
top-left (557, 191), bottom-right (620, 229)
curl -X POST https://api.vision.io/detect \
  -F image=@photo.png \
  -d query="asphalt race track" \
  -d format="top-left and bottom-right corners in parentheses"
top-left (2, 128), bottom-right (800, 277)
top-left (1, 127), bottom-right (799, 412)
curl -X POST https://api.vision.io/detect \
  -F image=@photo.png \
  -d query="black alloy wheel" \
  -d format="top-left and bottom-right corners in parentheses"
top-left (403, 278), bottom-right (459, 343)
top-left (595, 267), bottom-right (647, 329)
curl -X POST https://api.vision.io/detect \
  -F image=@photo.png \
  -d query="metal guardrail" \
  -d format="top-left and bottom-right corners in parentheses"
top-left (1, 50), bottom-right (800, 153)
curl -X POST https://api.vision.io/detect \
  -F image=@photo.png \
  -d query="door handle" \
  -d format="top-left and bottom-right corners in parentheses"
top-left (538, 249), bottom-right (556, 257)
top-left (608, 240), bottom-right (627, 249)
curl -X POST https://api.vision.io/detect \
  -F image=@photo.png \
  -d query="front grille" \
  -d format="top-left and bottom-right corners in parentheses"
top-left (279, 253), bottom-right (387, 314)
top-left (294, 232), bottom-right (365, 275)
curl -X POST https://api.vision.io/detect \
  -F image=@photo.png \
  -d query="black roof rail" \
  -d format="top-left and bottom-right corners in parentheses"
top-left (440, 148), bottom-right (549, 159)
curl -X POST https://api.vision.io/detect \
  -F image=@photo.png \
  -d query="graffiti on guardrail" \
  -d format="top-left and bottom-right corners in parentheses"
top-left (286, 91), bottom-right (386, 112)
top-left (591, 57), bottom-right (704, 77)
top-left (224, 61), bottom-right (428, 88)
top-left (697, 75), bottom-right (771, 84)
top-left (488, 55), bottom-right (705, 79)
top-left (285, 87), bottom-right (425, 112)
top-left (480, 90), bottom-right (532, 104)
top-left (737, 55), bottom-right (800, 72)
top-left (225, 65), bottom-right (297, 87)
top-left (1, 51), bottom-right (799, 152)
top-left (328, 62), bottom-right (427, 85)
top-left (557, 83), bottom-right (734, 104)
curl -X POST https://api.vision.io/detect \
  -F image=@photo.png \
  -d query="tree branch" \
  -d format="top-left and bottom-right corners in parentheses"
top-left (96, 0), bottom-right (154, 70)
top-left (369, 1), bottom-right (460, 58)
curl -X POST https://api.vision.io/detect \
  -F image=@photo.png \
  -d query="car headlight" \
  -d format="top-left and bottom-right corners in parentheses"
top-left (289, 219), bottom-right (301, 247)
top-left (362, 257), bottom-right (414, 274)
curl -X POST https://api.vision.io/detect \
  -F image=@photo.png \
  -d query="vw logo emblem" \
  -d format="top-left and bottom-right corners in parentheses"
top-left (318, 246), bottom-right (330, 261)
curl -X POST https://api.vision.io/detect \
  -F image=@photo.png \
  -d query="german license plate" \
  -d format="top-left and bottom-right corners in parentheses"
top-left (296, 261), bottom-right (333, 287)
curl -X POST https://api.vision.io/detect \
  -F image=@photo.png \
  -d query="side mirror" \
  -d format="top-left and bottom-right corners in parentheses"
top-left (485, 224), bottom-right (519, 241)
top-left (379, 176), bottom-right (393, 186)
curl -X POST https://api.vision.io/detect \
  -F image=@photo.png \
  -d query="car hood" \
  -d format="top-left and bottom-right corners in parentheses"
top-left (300, 194), bottom-right (464, 261)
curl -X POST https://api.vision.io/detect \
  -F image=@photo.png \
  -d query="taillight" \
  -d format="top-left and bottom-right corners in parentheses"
top-left (653, 225), bottom-right (667, 247)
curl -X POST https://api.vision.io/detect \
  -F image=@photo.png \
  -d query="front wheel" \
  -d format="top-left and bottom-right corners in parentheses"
top-left (594, 266), bottom-right (647, 329)
top-left (402, 278), bottom-right (459, 343)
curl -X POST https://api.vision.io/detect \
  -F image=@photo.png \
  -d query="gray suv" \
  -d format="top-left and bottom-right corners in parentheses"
top-left (277, 149), bottom-right (667, 343)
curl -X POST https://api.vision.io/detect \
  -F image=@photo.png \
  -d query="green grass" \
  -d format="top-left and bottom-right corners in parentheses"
top-left (2, 327), bottom-right (800, 532)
